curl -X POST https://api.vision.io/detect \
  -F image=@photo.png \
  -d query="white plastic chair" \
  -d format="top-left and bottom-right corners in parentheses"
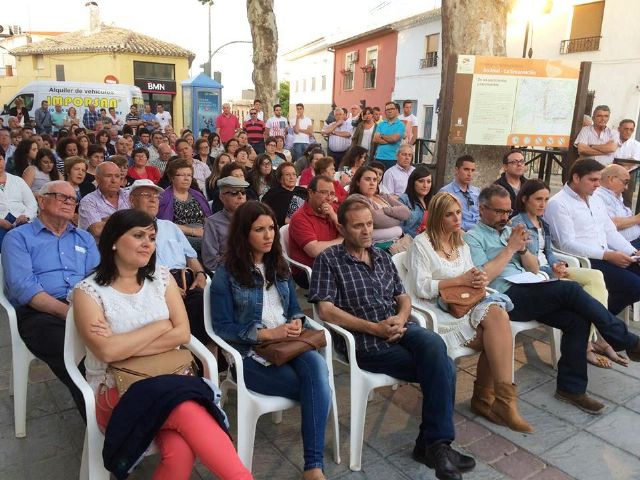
top-left (391, 251), bottom-right (559, 374)
top-left (279, 224), bottom-right (313, 281)
top-left (203, 280), bottom-right (341, 471)
top-left (63, 309), bottom-right (220, 480)
top-left (0, 256), bottom-right (36, 438)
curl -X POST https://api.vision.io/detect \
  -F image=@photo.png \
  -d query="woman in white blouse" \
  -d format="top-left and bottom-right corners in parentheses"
top-left (0, 150), bottom-right (37, 250)
top-left (405, 192), bottom-right (532, 433)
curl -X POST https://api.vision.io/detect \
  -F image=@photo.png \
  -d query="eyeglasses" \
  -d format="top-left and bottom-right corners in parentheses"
top-left (507, 159), bottom-right (525, 166)
top-left (313, 189), bottom-right (336, 197)
top-left (615, 176), bottom-right (630, 185)
top-left (250, 112), bottom-right (257, 115)
top-left (43, 192), bottom-right (78, 205)
top-left (266, 143), bottom-right (276, 147)
top-left (483, 205), bottom-right (513, 216)
top-left (133, 192), bottom-right (160, 199)
top-left (174, 173), bottom-right (193, 178)
top-left (461, 190), bottom-right (475, 209)
top-left (384, 107), bottom-right (396, 112)
top-left (222, 190), bottom-right (247, 197)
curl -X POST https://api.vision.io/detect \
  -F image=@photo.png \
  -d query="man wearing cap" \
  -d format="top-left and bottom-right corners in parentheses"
top-left (202, 176), bottom-right (249, 272)
top-left (128, 179), bottom-right (209, 342)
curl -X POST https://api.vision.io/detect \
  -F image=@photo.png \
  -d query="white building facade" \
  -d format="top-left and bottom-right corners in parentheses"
top-left (506, 0), bottom-right (640, 138)
top-left (282, 38), bottom-right (334, 133)
top-left (391, 10), bottom-right (442, 141)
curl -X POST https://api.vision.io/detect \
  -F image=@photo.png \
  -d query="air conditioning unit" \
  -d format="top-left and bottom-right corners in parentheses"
top-left (0, 25), bottom-right (12, 37)
top-left (11, 25), bottom-right (22, 35)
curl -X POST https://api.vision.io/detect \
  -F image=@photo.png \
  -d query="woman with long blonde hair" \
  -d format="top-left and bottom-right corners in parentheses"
top-left (405, 192), bottom-right (533, 433)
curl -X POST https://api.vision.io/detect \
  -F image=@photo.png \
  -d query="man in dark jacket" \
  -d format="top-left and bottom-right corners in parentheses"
top-left (494, 149), bottom-right (528, 212)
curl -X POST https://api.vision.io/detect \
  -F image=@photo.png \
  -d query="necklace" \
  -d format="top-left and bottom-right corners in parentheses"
top-left (441, 244), bottom-right (455, 259)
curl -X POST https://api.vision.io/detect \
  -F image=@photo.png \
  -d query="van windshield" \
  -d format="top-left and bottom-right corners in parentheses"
top-left (3, 94), bottom-right (34, 115)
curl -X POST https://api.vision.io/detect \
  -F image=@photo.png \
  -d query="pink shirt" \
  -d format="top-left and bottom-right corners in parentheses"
top-left (215, 113), bottom-right (240, 143)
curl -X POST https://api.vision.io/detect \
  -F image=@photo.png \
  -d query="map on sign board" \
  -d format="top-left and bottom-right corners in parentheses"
top-left (448, 55), bottom-right (581, 148)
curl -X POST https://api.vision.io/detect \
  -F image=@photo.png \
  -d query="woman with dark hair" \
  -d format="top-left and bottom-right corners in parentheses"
top-left (313, 157), bottom-right (347, 205)
top-left (128, 147), bottom-right (161, 184)
top-left (350, 106), bottom-right (377, 152)
top-left (211, 201), bottom-right (330, 480)
top-left (234, 146), bottom-right (252, 170)
top-left (23, 148), bottom-right (60, 193)
top-left (349, 165), bottom-right (410, 246)
top-left (158, 159), bottom-right (212, 252)
top-left (72, 209), bottom-right (252, 480)
top-left (205, 152), bottom-right (232, 200)
top-left (298, 149), bottom-right (325, 187)
top-left (96, 128), bottom-right (115, 157)
top-left (194, 137), bottom-right (214, 167)
top-left (248, 154), bottom-right (275, 198)
top-left (64, 106), bottom-right (80, 128)
top-left (236, 131), bottom-right (257, 162)
top-left (55, 137), bottom-right (81, 173)
top-left (399, 166), bottom-right (433, 237)
top-left (208, 132), bottom-right (224, 160)
top-left (77, 134), bottom-right (90, 158)
top-left (337, 146), bottom-right (367, 187)
top-left (264, 136), bottom-right (284, 169)
top-left (224, 137), bottom-right (240, 157)
top-left (11, 139), bottom-right (38, 177)
top-left (405, 192), bottom-right (532, 433)
top-left (274, 135), bottom-right (291, 163)
top-left (261, 162), bottom-right (307, 226)
top-left (511, 179), bottom-right (619, 368)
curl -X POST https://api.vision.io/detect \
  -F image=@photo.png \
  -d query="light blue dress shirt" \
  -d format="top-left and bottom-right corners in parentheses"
top-left (155, 219), bottom-right (197, 270)
top-left (2, 218), bottom-right (99, 306)
top-left (440, 181), bottom-right (480, 231)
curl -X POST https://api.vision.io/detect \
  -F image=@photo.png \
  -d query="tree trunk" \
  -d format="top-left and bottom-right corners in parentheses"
top-left (435, 0), bottom-right (511, 189)
top-left (247, 0), bottom-right (278, 117)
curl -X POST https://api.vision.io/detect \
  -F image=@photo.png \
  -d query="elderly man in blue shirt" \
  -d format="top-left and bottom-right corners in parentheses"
top-left (128, 179), bottom-right (209, 342)
top-left (465, 184), bottom-right (640, 415)
top-left (2, 180), bottom-right (99, 418)
top-left (440, 155), bottom-right (480, 231)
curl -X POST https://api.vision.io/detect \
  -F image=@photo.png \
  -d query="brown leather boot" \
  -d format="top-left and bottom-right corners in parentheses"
top-left (470, 382), bottom-right (503, 425)
top-left (491, 382), bottom-right (534, 433)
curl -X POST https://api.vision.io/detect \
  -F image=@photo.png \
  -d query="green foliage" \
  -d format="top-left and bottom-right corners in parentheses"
top-left (278, 81), bottom-right (290, 117)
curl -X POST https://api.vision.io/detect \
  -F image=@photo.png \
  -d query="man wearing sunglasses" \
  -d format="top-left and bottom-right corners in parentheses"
top-left (2, 180), bottom-right (99, 420)
top-left (202, 176), bottom-right (249, 272)
top-left (440, 155), bottom-right (480, 231)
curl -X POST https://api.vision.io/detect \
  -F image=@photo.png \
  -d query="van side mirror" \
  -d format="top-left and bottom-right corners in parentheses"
top-left (1, 105), bottom-right (8, 115)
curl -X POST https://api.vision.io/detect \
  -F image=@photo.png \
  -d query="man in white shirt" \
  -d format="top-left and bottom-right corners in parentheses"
top-left (615, 119), bottom-right (640, 160)
top-left (155, 104), bottom-right (172, 132)
top-left (321, 108), bottom-right (353, 168)
top-left (574, 105), bottom-right (620, 165)
top-left (594, 164), bottom-right (640, 247)
top-left (381, 144), bottom-right (415, 195)
top-left (290, 103), bottom-right (313, 162)
top-left (398, 100), bottom-right (419, 145)
top-left (266, 104), bottom-right (289, 138)
top-left (546, 158), bottom-right (640, 315)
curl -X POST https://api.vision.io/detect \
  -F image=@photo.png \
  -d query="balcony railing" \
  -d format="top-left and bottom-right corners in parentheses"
top-left (560, 35), bottom-right (601, 54)
top-left (419, 51), bottom-right (438, 69)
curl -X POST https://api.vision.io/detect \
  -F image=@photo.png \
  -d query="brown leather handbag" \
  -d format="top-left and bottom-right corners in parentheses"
top-left (439, 285), bottom-right (486, 318)
top-left (255, 329), bottom-right (327, 366)
top-left (107, 349), bottom-right (197, 395)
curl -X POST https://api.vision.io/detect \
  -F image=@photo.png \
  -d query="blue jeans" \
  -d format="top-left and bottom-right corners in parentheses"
top-left (506, 280), bottom-right (639, 394)
top-left (242, 350), bottom-right (330, 470)
top-left (589, 258), bottom-right (640, 315)
top-left (355, 323), bottom-right (456, 447)
top-left (292, 143), bottom-right (308, 162)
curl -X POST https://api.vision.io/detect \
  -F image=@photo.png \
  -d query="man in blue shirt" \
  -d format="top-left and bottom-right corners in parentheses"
top-left (2, 180), bottom-right (99, 418)
top-left (465, 184), bottom-right (640, 415)
top-left (372, 101), bottom-right (406, 170)
top-left (440, 155), bottom-right (480, 231)
top-left (82, 103), bottom-right (100, 131)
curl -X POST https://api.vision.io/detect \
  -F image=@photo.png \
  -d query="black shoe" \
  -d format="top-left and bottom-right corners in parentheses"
top-left (445, 445), bottom-right (476, 473)
top-left (412, 443), bottom-right (462, 480)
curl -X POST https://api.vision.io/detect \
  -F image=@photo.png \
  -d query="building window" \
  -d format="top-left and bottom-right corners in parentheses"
top-left (363, 47), bottom-right (377, 89)
top-left (311, 77), bottom-right (316, 91)
top-left (33, 54), bottom-right (44, 70)
top-left (321, 75), bottom-right (327, 90)
top-left (420, 34), bottom-right (439, 68)
top-left (303, 79), bottom-right (307, 92)
top-left (342, 51), bottom-right (358, 91)
top-left (561, 1), bottom-right (604, 53)
top-left (295, 80), bottom-right (299, 92)
top-left (55, 64), bottom-right (65, 81)
top-left (133, 61), bottom-right (175, 80)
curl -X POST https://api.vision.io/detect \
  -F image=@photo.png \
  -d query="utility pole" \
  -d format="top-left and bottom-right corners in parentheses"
top-left (198, 0), bottom-right (214, 76)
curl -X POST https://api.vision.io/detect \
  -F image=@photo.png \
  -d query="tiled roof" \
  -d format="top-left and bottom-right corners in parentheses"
top-left (10, 25), bottom-right (195, 62)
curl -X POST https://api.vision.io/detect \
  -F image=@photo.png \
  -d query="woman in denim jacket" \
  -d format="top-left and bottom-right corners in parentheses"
top-left (511, 179), bottom-right (626, 368)
top-left (211, 201), bottom-right (331, 480)
top-left (399, 166), bottom-right (433, 238)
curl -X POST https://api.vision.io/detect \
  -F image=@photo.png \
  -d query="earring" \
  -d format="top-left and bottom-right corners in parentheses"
top-left (112, 245), bottom-right (116, 251)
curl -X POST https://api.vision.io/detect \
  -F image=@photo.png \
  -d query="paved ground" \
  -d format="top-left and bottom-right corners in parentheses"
top-left (1, 312), bottom-right (640, 479)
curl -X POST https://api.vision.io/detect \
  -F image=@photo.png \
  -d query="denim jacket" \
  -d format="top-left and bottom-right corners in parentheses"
top-left (398, 193), bottom-right (426, 238)
top-left (210, 264), bottom-right (305, 356)
top-left (510, 213), bottom-right (559, 276)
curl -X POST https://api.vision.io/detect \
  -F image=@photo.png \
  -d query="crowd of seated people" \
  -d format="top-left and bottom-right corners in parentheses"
top-left (3, 100), bottom-right (640, 480)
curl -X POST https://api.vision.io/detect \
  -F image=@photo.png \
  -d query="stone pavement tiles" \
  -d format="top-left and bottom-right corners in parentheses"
top-left (2, 312), bottom-right (640, 479)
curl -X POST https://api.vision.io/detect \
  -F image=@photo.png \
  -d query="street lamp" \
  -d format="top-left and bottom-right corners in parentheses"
top-left (520, 0), bottom-right (553, 58)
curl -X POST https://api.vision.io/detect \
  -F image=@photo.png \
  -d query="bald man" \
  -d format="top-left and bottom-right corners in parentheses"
top-left (594, 164), bottom-right (640, 248)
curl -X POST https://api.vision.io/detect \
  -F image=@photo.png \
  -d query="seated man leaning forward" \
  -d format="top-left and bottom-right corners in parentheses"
top-left (288, 175), bottom-right (343, 288)
top-left (201, 176), bottom-right (249, 273)
top-left (128, 179), bottom-right (209, 343)
top-left (78, 161), bottom-right (130, 239)
top-left (2, 180), bottom-right (99, 418)
top-left (465, 184), bottom-right (640, 415)
top-left (309, 194), bottom-right (475, 480)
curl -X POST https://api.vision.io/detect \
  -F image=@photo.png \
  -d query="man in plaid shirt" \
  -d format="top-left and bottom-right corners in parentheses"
top-left (309, 195), bottom-right (475, 480)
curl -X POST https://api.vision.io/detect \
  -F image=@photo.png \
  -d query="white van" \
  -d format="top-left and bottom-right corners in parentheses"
top-left (1, 80), bottom-right (144, 128)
